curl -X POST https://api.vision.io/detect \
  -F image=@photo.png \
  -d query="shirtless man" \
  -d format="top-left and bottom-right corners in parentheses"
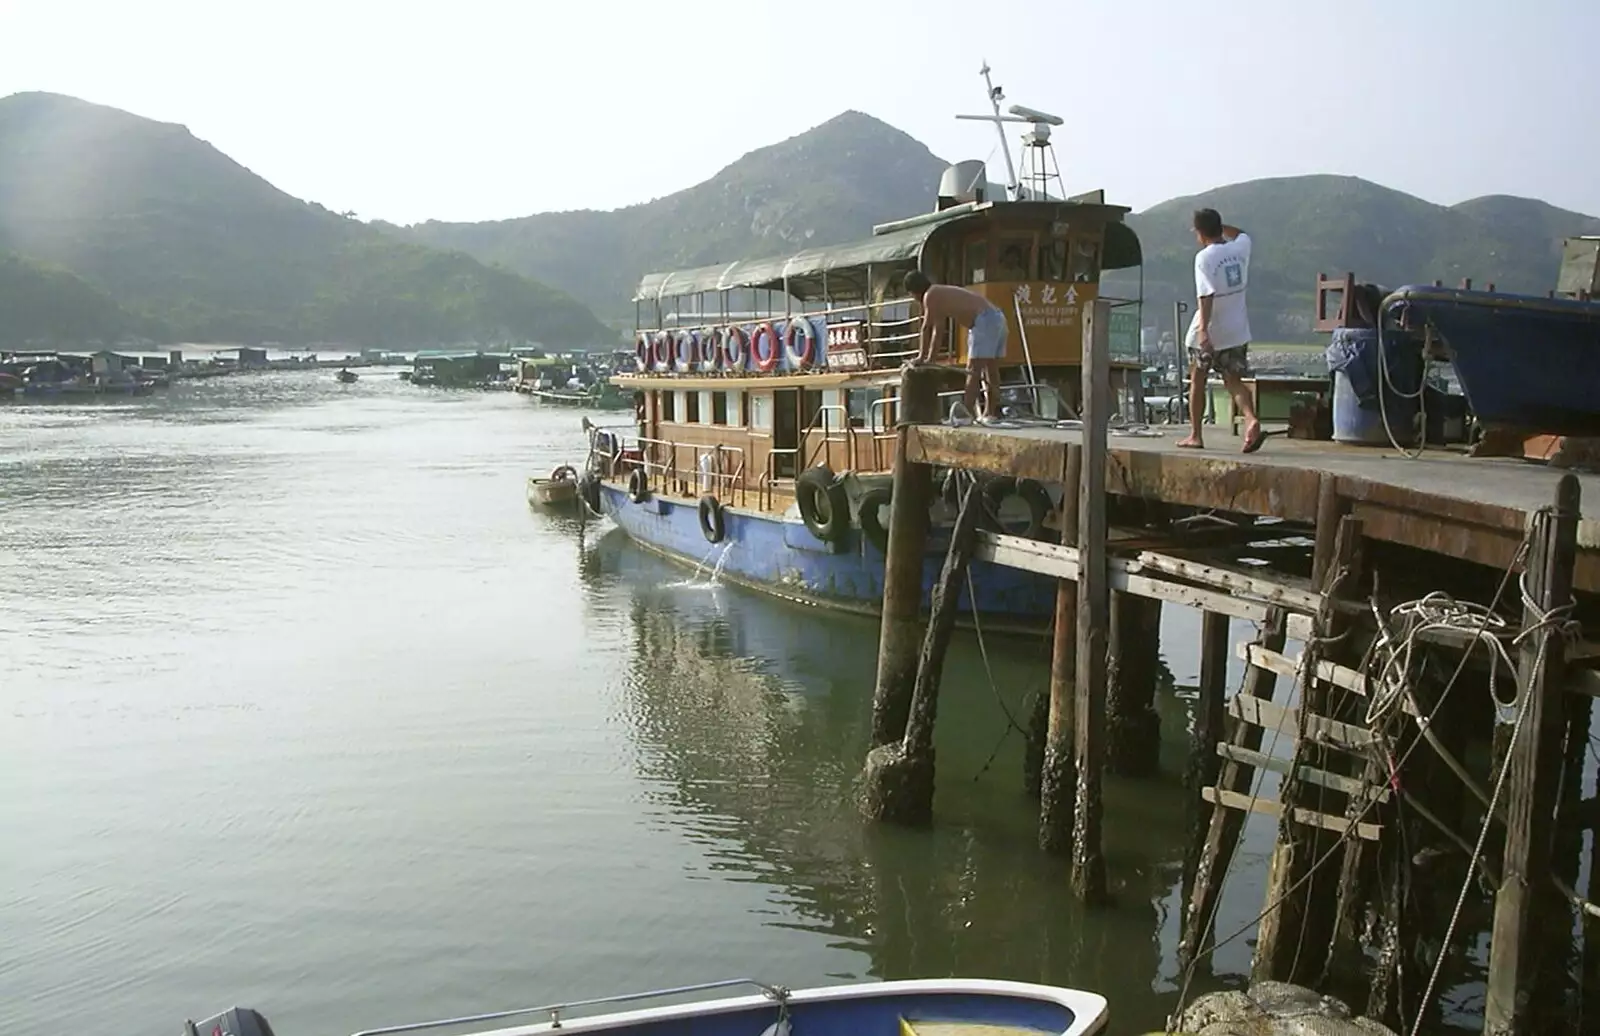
top-left (1178, 208), bottom-right (1263, 453)
top-left (904, 270), bottom-right (1007, 425)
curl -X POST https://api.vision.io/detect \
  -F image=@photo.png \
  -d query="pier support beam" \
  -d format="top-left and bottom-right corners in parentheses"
top-left (1038, 443), bottom-right (1082, 853)
top-left (1180, 608), bottom-right (1233, 977)
top-left (859, 477), bottom-right (982, 825)
top-left (1485, 474), bottom-right (1581, 1036)
top-left (1179, 607), bottom-right (1289, 969)
top-left (1107, 593), bottom-right (1164, 778)
top-left (1071, 299), bottom-right (1112, 903)
top-left (868, 365), bottom-right (942, 749)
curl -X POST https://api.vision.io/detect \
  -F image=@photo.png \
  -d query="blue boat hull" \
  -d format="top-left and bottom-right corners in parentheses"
top-left (1387, 285), bottom-right (1600, 435)
top-left (597, 483), bottom-right (1058, 628)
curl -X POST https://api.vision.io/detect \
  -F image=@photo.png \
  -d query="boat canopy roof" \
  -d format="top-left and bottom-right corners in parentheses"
top-left (633, 201), bottom-right (1142, 303)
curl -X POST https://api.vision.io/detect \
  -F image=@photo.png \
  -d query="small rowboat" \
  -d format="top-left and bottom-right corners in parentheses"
top-left (181, 976), bottom-right (1108, 1036)
top-left (527, 464), bottom-right (581, 508)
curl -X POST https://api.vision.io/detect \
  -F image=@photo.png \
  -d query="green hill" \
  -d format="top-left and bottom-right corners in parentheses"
top-left (407, 112), bottom-right (1599, 343)
top-left (1109, 175), bottom-right (1600, 342)
top-left (0, 92), bottom-right (612, 348)
top-left (0, 250), bottom-right (144, 348)
top-left (405, 111), bottom-right (953, 328)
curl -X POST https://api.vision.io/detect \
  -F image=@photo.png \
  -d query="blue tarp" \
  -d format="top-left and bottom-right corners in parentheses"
top-left (1325, 328), bottom-right (1422, 409)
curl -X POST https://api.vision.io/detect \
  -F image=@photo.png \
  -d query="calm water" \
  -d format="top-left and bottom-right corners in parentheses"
top-left (2, 372), bottom-right (1279, 1036)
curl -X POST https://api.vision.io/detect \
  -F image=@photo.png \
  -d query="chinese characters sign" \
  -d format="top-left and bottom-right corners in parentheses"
top-left (1012, 282), bottom-right (1081, 328)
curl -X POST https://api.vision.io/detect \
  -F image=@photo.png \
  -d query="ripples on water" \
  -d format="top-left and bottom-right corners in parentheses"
top-left (4, 371), bottom-right (1270, 1036)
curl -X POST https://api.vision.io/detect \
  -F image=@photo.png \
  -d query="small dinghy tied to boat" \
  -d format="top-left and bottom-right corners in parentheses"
top-left (179, 977), bottom-right (1108, 1036)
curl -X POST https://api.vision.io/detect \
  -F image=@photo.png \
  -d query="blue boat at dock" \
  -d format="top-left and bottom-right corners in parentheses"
top-left (182, 977), bottom-right (1108, 1036)
top-left (570, 78), bottom-right (1146, 627)
top-left (1383, 284), bottom-right (1600, 436)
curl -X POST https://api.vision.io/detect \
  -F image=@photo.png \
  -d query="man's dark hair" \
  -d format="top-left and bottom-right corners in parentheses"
top-left (903, 270), bottom-right (931, 297)
top-left (1193, 208), bottom-right (1223, 239)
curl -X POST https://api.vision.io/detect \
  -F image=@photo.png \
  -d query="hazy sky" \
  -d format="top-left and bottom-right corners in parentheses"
top-left (3, 0), bottom-right (1595, 225)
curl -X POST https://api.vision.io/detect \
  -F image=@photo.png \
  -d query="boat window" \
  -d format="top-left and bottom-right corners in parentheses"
top-left (749, 393), bottom-right (773, 432)
top-left (711, 391), bottom-right (729, 426)
top-left (846, 387), bottom-right (875, 428)
top-left (1071, 239), bottom-right (1101, 283)
top-left (963, 241), bottom-right (987, 284)
top-left (821, 389), bottom-right (844, 431)
top-left (995, 238), bottom-right (1032, 282)
top-left (660, 390), bottom-right (676, 422)
top-left (1041, 237), bottom-right (1068, 281)
top-left (685, 391), bottom-right (702, 423)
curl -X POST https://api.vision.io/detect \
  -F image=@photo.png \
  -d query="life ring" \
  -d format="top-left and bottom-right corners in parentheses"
top-left (550, 464), bottom-right (578, 483)
top-left (675, 330), bottom-right (698, 373)
top-left (783, 317), bottom-right (818, 369)
top-left (983, 476), bottom-right (1052, 539)
top-left (652, 332), bottom-right (672, 372)
top-left (698, 494), bottom-right (727, 543)
top-left (722, 326), bottom-right (747, 370)
top-left (700, 328), bottom-right (722, 372)
top-left (750, 322), bottom-right (780, 373)
top-left (578, 473), bottom-right (603, 514)
top-left (795, 465), bottom-right (849, 543)
top-left (628, 467), bottom-right (650, 503)
top-left (634, 334), bottom-right (650, 372)
top-left (856, 486), bottom-right (892, 553)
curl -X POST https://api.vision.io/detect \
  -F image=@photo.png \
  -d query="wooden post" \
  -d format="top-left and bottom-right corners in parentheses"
top-left (1584, 708), bottom-right (1600, 1036)
top-left (1485, 474), bottom-right (1581, 1036)
top-left (1253, 515), bottom-right (1361, 984)
top-left (859, 477), bottom-right (983, 825)
top-left (1039, 443), bottom-right (1082, 854)
top-left (1106, 592), bottom-right (1164, 777)
top-left (1178, 607), bottom-right (1289, 969)
top-left (1180, 608), bottom-right (1233, 973)
top-left (868, 365), bottom-right (941, 748)
top-left (1072, 298), bottom-right (1112, 903)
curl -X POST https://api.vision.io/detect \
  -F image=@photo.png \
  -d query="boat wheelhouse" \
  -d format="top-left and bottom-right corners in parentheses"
top-left (579, 76), bottom-right (1145, 624)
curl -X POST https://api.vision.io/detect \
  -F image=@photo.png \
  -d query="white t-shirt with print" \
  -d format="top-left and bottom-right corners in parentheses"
top-left (1184, 232), bottom-right (1252, 351)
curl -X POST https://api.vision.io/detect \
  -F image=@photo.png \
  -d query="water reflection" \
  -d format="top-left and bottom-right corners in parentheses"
top-left (582, 528), bottom-right (1202, 1031)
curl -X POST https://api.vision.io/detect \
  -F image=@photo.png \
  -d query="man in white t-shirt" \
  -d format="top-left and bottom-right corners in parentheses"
top-left (1177, 208), bottom-right (1263, 453)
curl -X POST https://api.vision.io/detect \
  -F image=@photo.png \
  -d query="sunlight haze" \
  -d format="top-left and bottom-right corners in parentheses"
top-left (2, 0), bottom-right (1596, 223)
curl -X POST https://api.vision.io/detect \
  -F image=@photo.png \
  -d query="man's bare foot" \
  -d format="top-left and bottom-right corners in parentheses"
top-left (1176, 436), bottom-right (1205, 449)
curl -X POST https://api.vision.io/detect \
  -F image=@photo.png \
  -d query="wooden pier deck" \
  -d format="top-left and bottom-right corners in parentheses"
top-left (907, 423), bottom-right (1600, 592)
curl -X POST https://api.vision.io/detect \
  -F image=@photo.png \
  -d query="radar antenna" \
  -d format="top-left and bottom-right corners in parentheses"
top-left (955, 62), bottom-right (1066, 201)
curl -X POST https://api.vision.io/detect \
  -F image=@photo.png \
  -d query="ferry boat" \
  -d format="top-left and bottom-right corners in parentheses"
top-left (578, 69), bottom-right (1146, 626)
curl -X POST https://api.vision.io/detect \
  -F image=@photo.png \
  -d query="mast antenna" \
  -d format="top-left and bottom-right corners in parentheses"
top-left (955, 62), bottom-right (1065, 201)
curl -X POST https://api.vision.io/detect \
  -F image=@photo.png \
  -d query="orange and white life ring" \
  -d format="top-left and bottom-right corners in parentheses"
top-left (751, 322), bottom-right (780, 373)
top-left (634, 333), bottom-right (650, 372)
top-left (722, 325), bottom-right (748, 370)
top-left (783, 317), bottom-right (818, 369)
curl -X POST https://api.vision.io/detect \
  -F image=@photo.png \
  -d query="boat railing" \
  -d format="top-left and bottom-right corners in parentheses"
top-left (800, 403), bottom-right (854, 474)
top-left (348, 977), bottom-right (789, 1036)
top-left (870, 381), bottom-right (1069, 429)
top-left (633, 436), bottom-right (749, 507)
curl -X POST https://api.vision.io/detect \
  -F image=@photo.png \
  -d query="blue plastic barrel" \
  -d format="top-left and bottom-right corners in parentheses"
top-left (1326, 329), bottom-right (1421, 445)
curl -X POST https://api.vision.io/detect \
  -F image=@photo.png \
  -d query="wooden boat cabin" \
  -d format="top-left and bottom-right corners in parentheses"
top-left (604, 174), bottom-right (1144, 513)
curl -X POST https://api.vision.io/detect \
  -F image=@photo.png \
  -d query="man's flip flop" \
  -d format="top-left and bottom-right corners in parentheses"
top-left (1242, 426), bottom-right (1265, 454)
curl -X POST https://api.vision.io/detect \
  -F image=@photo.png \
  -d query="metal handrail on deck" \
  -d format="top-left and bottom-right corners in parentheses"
top-left (348, 978), bottom-right (788, 1036)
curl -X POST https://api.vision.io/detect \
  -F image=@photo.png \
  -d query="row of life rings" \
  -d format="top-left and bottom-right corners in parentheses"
top-left (633, 319), bottom-right (819, 374)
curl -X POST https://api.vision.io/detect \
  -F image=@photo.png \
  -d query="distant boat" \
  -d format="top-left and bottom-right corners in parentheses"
top-left (179, 977), bottom-right (1109, 1036)
top-left (336, 369), bottom-right (359, 383)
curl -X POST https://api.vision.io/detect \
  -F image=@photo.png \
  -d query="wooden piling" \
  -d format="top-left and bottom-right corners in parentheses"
top-left (1484, 473), bottom-right (1581, 1036)
top-left (868, 365), bottom-right (941, 749)
top-left (1071, 298), bottom-right (1112, 903)
top-left (1253, 515), bottom-right (1362, 984)
top-left (1180, 608), bottom-right (1234, 973)
top-left (859, 477), bottom-right (983, 825)
top-left (1107, 592), bottom-right (1164, 777)
top-left (1039, 443), bottom-right (1083, 854)
top-left (1178, 607), bottom-right (1289, 969)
